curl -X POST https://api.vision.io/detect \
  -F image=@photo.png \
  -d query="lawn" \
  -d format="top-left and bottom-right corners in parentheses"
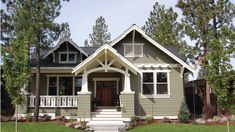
top-left (1, 122), bottom-right (83, 132)
top-left (129, 124), bottom-right (235, 132)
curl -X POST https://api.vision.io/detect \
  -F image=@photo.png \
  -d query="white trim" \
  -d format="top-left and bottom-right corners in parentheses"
top-left (43, 37), bottom-right (88, 59)
top-left (140, 70), bottom-right (171, 98)
top-left (72, 44), bottom-right (139, 75)
top-left (110, 24), bottom-right (194, 73)
top-left (123, 43), bottom-right (144, 57)
top-left (136, 64), bottom-right (171, 68)
top-left (93, 78), bottom-right (120, 98)
top-left (58, 52), bottom-right (77, 63)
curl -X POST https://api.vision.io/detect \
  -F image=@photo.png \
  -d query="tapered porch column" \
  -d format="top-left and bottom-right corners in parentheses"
top-left (81, 73), bottom-right (89, 93)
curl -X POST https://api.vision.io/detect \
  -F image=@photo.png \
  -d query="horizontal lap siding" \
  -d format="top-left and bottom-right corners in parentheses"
top-left (132, 68), bottom-right (183, 116)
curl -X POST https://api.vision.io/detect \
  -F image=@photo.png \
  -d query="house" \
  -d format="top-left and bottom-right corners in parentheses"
top-left (17, 24), bottom-right (194, 127)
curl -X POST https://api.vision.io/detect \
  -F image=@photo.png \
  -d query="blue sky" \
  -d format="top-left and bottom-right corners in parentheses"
top-left (56, 0), bottom-right (235, 70)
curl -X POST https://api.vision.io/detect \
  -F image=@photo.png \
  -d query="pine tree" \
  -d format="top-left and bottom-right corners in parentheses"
top-left (59, 22), bottom-right (71, 40)
top-left (89, 16), bottom-right (111, 47)
top-left (177, 0), bottom-right (235, 113)
top-left (178, 101), bottom-right (190, 123)
top-left (84, 39), bottom-right (89, 47)
top-left (143, 2), bottom-right (185, 51)
top-left (2, 0), bottom-right (68, 122)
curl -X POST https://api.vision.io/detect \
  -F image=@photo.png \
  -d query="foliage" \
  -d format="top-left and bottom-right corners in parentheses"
top-left (59, 22), bottom-right (71, 40)
top-left (202, 105), bottom-right (216, 119)
top-left (130, 116), bottom-right (140, 127)
top-left (2, 0), bottom-right (69, 122)
top-left (144, 115), bottom-right (153, 124)
top-left (142, 2), bottom-right (186, 51)
top-left (26, 114), bottom-right (33, 122)
top-left (89, 16), bottom-right (111, 47)
top-left (84, 39), bottom-right (89, 47)
top-left (178, 101), bottom-right (190, 123)
top-left (177, 0), bottom-right (235, 112)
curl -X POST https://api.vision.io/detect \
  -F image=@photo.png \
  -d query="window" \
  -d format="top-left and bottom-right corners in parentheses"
top-left (59, 52), bottom-right (76, 63)
top-left (142, 71), bottom-right (170, 98)
top-left (59, 77), bottom-right (73, 95)
top-left (123, 43), bottom-right (143, 57)
top-left (157, 72), bottom-right (168, 94)
top-left (142, 73), bottom-right (154, 94)
top-left (48, 77), bottom-right (57, 95)
top-left (74, 77), bottom-right (82, 95)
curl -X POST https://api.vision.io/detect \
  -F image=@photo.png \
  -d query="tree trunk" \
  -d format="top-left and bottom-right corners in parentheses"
top-left (33, 45), bottom-right (40, 122)
top-left (15, 104), bottom-right (18, 132)
top-left (205, 80), bottom-right (211, 106)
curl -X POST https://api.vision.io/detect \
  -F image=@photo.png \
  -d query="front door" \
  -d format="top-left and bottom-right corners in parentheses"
top-left (96, 81), bottom-right (117, 106)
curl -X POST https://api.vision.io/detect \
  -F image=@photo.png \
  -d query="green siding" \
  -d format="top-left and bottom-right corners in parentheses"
top-left (113, 31), bottom-right (177, 64)
top-left (29, 74), bottom-right (47, 95)
top-left (131, 68), bottom-right (184, 116)
top-left (28, 108), bottom-right (77, 116)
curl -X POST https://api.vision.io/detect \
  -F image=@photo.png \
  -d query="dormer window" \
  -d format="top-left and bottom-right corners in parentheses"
top-left (123, 43), bottom-right (144, 57)
top-left (59, 52), bottom-right (77, 63)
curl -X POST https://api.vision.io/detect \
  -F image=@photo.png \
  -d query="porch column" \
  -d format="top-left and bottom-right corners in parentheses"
top-left (77, 72), bottom-right (91, 121)
top-left (81, 73), bottom-right (89, 93)
top-left (121, 73), bottom-right (134, 93)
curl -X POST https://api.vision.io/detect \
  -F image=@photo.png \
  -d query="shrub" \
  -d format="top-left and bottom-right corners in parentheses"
top-left (130, 116), bottom-right (140, 127)
top-left (162, 117), bottom-right (171, 123)
top-left (26, 114), bottom-right (33, 122)
top-left (178, 101), bottom-right (190, 123)
top-left (145, 115), bottom-right (153, 124)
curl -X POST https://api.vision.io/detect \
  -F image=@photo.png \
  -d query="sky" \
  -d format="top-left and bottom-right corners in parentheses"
top-left (56, 0), bottom-right (235, 72)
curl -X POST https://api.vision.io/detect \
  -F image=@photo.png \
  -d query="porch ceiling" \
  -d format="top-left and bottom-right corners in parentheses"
top-left (72, 44), bottom-right (139, 75)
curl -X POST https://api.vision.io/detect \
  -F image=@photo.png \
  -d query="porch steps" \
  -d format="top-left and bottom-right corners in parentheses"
top-left (87, 108), bottom-right (126, 132)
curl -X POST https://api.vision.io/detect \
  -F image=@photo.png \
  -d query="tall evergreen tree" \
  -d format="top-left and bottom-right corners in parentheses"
top-left (59, 22), bottom-right (71, 40)
top-left (143, 2), bottom-right (185, 50)
top-left (2, 0), bottom-right (69, 122)
top-left (84, 39), bottom-right (89, 47)
top-left (89, 16), bottom-right (111, 47)
top-left (177, 0), bottom-right (235, 114)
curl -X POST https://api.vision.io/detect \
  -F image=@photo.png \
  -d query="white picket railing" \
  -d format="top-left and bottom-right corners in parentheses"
top-left (29, 96), bottom-right (78, 107)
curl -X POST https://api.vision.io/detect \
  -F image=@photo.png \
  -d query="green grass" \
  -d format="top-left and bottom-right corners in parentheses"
top-left (129, 124), bottom-right (235, 132)
top-left (1, 122), bottom-right (83, 132)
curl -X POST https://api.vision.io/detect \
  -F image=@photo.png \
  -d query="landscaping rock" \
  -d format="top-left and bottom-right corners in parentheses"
top-left (212, 116), bottom-right (221, 122)
top-left (231, 115), bottom-right (235, 121)
top-left (220, 116), bottom-right (228, 123)
top-left (65, 122), bottom-right (73, 127)
top-left (206, 119), bottom-right (213, 123)
top-left (195, 118), bottom-right (206, 124)
top-left (74, 124), bottom-right (81, 129)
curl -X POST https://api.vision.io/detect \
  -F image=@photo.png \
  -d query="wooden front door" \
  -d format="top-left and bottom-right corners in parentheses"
top-left (96, 81), bottom-right (116, 106)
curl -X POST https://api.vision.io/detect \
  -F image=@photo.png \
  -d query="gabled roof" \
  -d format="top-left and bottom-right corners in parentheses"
top-left (43, 37), bottom-right (88, 59)
top-left (110, 24), bottom-right (194, 73)
top-left (72, 44), bottom-right (139, 75)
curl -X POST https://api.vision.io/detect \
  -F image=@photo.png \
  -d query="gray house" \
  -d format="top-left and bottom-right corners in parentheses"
top-left (18, 24), bottom-right (194, 128)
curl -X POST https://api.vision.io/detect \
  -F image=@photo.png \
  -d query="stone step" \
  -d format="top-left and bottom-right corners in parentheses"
top-left (96, 109), bottom-right (117, 112)
top-left (88, 120), bottom-right (124, 124)
top-left (91, 117), bottom-right (124, 121)
top-left (92, 111), bottom-right (121, 115)
top-left (91, 114), bottom-right (122, 118)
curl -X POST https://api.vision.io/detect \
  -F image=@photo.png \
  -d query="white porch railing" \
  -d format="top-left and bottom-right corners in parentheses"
top-left (29, 96), bottom-right (78, 107)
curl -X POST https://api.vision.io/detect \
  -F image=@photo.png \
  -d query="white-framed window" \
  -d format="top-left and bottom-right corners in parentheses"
top-left (59, 52), bottom-right (77, 63)
top-left (123, 43), bottom-right (144, 57)
top-left (141, 70), bottom-right (170, 98)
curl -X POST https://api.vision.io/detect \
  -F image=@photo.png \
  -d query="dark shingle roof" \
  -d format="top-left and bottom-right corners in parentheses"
top-left (165, 46), bottom-right (187, 61)
top-left (81, 47), bottom-right (99, 55)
